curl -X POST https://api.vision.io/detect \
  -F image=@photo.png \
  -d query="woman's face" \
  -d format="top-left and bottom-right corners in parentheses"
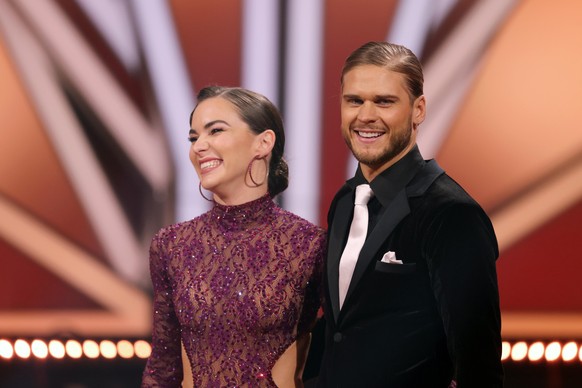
top-left (189, 97), bottom-right (266, 204)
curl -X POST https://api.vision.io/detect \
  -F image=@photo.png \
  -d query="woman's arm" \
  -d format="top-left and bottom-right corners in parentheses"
top-left (272, 334), bottom-right (312, 388)
top-left (141, 233), bottom-right (183, 387)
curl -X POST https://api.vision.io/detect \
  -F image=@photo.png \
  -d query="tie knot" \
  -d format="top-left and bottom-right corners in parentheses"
top-left (354, 184), bottom-right (373, 205)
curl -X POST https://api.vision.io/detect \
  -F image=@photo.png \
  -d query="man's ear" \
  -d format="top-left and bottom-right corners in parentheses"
top-left (413, 95), bottom-right (426, 128)
top-left (256, 129), bottom-right (276, 156)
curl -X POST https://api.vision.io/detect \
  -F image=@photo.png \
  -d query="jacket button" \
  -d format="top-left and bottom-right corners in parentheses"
top-left (333, 332), bottom-right (343, 342)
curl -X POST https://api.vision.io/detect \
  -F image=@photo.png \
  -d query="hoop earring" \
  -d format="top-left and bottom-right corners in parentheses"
top-left (198, 182), bottom-right (213, 202)
top-left (247, 156), bottom-right (269, 187)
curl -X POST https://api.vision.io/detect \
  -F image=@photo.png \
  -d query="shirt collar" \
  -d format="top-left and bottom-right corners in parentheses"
top-left (349, 145), bottom-right (425, 207)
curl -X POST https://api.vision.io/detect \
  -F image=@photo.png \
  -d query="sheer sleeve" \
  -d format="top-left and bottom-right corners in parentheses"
top-left (297, 230), bottom-right (326, 337)
top-left (141, 232), bottom-right (183, 388)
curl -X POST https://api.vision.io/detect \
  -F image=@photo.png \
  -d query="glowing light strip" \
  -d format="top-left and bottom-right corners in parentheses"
top-left (130, 0), bottom-right (203, 222)
top-left (241, 0), bottom-right (280, 105)
top-left (419, 0), bottom-right (519, 158)
top-left (0, 339), bottom-right (151, 361)
top-left (501, 340), bottom-right (582, 363)
top-left (386, 0), bottom-right (434, 55)
top-left (284, 0), bottom-right (324, 224)
top-left (74, 0), bottom-right (141, 71)
top-left (3, 338), bottom-right (582, 364)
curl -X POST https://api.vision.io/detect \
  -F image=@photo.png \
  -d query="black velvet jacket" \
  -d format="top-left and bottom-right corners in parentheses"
top-left (318, 146), bottom-right (503, 387)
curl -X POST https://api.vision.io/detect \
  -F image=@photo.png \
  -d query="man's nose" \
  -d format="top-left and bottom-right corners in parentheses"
top-left (357, 101), bottom-right (378, 122)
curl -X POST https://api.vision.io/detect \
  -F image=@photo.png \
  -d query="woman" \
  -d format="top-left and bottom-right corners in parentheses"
top-left (142, 86), bottom-right (326, 387)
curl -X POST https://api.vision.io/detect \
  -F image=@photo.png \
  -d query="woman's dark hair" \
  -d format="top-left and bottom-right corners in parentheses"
top-left (190, 86), bottom-right (289, 197)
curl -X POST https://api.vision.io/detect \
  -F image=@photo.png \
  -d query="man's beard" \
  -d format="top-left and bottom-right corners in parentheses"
top-left (345, 120), bottom-right (413, 168)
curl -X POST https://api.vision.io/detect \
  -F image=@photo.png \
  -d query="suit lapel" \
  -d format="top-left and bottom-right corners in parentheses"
top-left (340, 160), bottom-right (444, 310)
top-left (328, 155), bottom-right (445, 323)
top-left (341, 189), bottom-right (410, 311)
top-left (327, 192), bottom-right (354, 322)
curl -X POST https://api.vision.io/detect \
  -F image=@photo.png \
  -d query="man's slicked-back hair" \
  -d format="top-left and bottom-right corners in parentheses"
top-left (341, 41), bottom-right (424, 102)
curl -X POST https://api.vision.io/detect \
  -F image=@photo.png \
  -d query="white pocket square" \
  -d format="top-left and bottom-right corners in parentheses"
top-left (381, 251), bottom-right (403, 264)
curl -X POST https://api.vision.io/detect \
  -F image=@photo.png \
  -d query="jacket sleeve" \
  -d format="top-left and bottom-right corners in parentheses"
top-left (425, 203), bottom-right (503, 387)
top-left (141, 233), bottom-right (183, 388)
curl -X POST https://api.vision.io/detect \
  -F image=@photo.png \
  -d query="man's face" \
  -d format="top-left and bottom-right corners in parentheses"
top-left (341, 65), bottom-right (425, 180)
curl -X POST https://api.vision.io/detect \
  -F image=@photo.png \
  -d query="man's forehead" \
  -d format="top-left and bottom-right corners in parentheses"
top-left (342, 67), bottom-right (407, 95)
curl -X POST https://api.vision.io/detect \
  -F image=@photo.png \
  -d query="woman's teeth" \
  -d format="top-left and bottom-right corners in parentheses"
top-left (201, 160), bottom-right (220, 169)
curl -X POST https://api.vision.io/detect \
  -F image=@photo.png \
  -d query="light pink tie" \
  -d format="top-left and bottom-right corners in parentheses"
top-left (339, 184), bottom-right (374, 309)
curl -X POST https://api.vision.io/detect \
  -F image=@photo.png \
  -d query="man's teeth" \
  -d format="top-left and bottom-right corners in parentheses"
top-left (201, 160), bottom-right (220, 169)
top-left (358, 131), bottom-right (381, 138)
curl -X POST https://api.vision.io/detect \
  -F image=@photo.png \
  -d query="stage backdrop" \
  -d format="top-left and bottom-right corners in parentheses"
top-left (0, 0), bottom-right (581, 343)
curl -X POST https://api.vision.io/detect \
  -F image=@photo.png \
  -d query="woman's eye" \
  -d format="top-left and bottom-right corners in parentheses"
top-left (188, 136), bottom-right (197, 143)
top-left (210, 127), bottom-right (224, 135)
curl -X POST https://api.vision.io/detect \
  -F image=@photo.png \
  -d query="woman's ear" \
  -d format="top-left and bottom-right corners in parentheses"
top-left (256, 129), bottom-right (276, 157)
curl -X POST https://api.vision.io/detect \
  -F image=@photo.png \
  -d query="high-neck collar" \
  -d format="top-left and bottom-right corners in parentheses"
top-left (210, 194), bottom-right (275, 232)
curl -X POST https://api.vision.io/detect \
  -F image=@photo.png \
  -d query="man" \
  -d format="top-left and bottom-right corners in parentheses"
top-left (317, 41), bottom-right (503, 387)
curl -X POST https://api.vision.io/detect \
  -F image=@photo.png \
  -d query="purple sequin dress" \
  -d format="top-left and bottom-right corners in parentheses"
top-left (142, 194), bottom-right (326, 387)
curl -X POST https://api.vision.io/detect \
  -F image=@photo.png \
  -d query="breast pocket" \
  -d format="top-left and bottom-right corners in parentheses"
top-left (374, 261), bottom-right (417, 274)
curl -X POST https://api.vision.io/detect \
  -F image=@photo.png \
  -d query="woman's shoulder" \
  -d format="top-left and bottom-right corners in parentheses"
top-left (275, 207), bottom-right (325, 234)
top-left (151, 212), bottom-right (210, 246)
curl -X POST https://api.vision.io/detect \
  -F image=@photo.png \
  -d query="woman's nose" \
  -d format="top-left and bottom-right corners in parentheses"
top-left (192, 136), bottom-right (209, 153)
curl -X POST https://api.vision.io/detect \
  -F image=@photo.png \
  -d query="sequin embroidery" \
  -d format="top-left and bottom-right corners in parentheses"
top-left (141, 194), bottom-right (326, 387)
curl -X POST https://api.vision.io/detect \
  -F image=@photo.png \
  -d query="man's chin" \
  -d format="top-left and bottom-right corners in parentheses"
top-left (352, 150), bottom-right (386, 166)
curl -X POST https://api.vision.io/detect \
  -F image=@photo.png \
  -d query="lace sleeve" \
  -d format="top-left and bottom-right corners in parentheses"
top-left (297, 230), bottom-right (326, 337)
top-left (141, 232), bottom-right (183, 387)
